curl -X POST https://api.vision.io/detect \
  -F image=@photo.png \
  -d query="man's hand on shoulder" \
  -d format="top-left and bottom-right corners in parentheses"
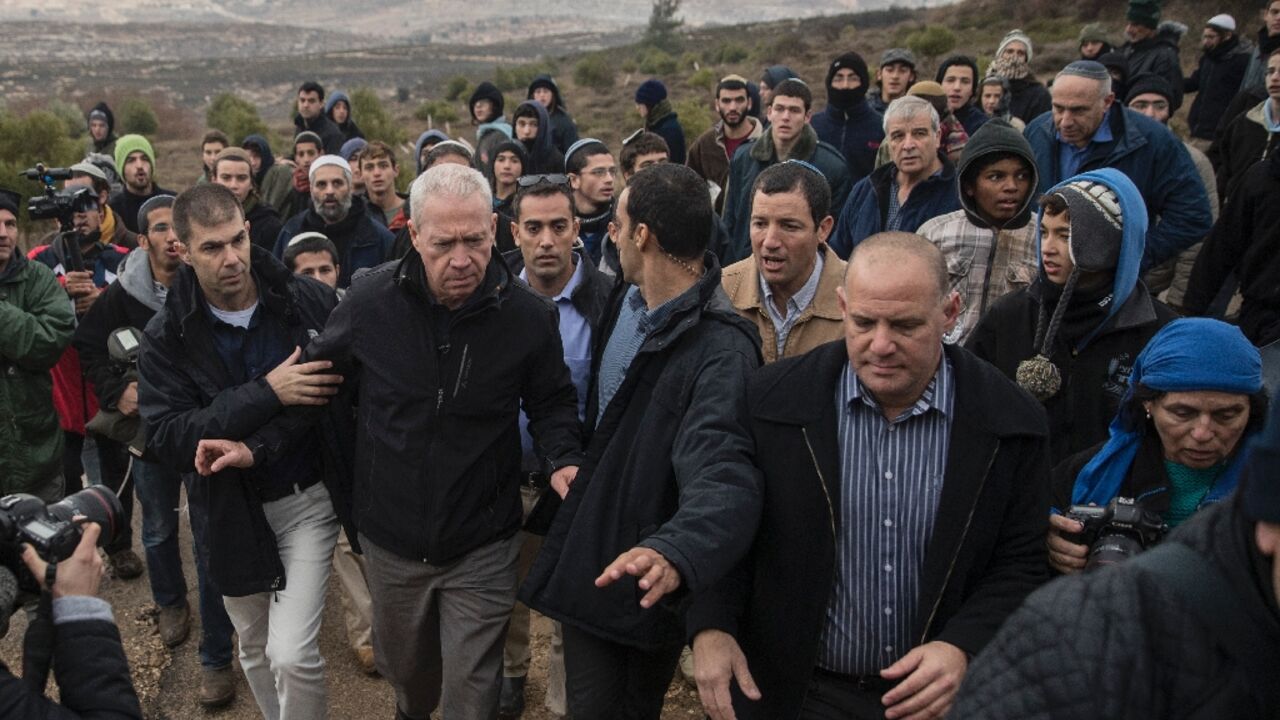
top-left (265, 346), bottom-right (342, 406)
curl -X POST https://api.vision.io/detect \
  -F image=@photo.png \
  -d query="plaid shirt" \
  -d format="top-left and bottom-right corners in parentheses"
top-left (917, 209), bottom-right (1039, 345)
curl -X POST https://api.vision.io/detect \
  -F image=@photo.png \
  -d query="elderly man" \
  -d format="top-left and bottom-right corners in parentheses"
top-left (830, 96), bottom-right (961, 259)
top-left (274, 155), bottom-right (393, 287)
top-left (521, 164), bottom-right (763, 719)
top-left (722, 161), bottom-right (847, 363)
top-left (689, 232), bottom-right (1050, 720)
top-left (1024, 61), bottom-right (1212, 271)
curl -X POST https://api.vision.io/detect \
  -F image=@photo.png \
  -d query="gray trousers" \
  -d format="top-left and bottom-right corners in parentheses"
top-left (362, 532), bottom-right (520, 720)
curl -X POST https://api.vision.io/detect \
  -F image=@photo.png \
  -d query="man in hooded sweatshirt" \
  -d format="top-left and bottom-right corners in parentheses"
top-left (1122, 0), bottom-right (1187, 112)
top-left (86, 101), bottom-right (117, 157)
top-left (275, 155), bottom-right (394, 288)
top-left (990, 30), bottom-right (1054, 123)
top-left (241, 135), bottom-right (294, 219)
top-left (513, 100), bottom-right (566, 174)
top-left (324, 91), bottom-right (364, 146)
top-left (634, 79), bottom-right (686, 165)
top-left (469, 81), bottom-right (513, 172)
top-left (723, 79), bottom-right (851, 263)
top-left (294, 80), bottom-right (345, 154)
top-left (413, 129), bottom-right (450, 176)
top-left (812, 51), bottom-right (885, 184)
top-left (110, 134), bottom-right (175, 235)
top-left (918, 119), bottom-right (1041, 346)
top-left (527, 75), bottom-right (579, 154)
top-left (937, 55), bottom-right (991, 136)
top-left (758, 65), bottom-right (799, 112)
top-left (967, 168), bottom-right (1177, 465)
top-left (1079, 23), bottom-right (1114, 60)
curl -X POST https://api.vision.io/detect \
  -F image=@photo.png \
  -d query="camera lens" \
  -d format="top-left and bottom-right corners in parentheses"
top-left (1086, 533), bottom-right (1144, 570)
top-left (45, 487), bottom-right (125, 551)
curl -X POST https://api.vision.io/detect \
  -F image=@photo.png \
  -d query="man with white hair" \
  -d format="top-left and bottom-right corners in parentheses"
top-left (251, 163), bottom-right (584, 719)
top-left (830, 95), bottom-right (961, 258)
top-left (273, 154), bottom-right (394, 287)
top-left (1023, 60), bottom-right (1212, 271)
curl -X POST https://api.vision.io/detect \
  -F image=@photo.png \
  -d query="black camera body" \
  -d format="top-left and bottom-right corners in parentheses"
top-left (0, 487), bottom-right (124, 592)
top-left (21, 163), bottom-right (98, 273)
top-left (1065, 496), bottom-right (1167, 570)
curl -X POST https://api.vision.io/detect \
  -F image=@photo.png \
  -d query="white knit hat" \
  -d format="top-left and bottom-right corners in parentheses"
top-left (308, 154), bottom-right (352, 184)
top-left (1207, 14), bottom-right (1236, 32)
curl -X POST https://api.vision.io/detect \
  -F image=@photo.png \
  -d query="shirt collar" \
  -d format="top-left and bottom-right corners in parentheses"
top-left (1057, 106), bottom-right (1114, 147)
top-left (519, 252), bottom-right (586, 304)
top-left (759, 248), bottom-right (824, 317)
top-left (844, 352), bottom-right (954, 421)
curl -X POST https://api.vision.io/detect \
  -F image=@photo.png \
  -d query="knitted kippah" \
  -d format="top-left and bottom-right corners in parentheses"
top-left (1059, 60), bottom-right (1111, 82)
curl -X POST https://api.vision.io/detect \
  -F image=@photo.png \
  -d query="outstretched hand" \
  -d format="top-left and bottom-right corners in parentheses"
top-left (595, 546), bottom-right (681, 608)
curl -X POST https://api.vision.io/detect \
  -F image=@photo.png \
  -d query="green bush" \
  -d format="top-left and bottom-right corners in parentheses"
top-left (638, 48), bottom-right (678, 75)
top-left (687, 67), bottom-right (717, 91)
top-left (704, 42), bottom-right (749, 65)
top-left (0, 109), bottom-right (84, 233)
top-left (445, 76), bottom-right (471, 102)
top-left (46, 100), bottom-right (87, 140)
top-left (907, 25), bottom-right (957, 63)
top-left (644, 0), bottom-right (684, 52)
top-left (674, 98), bottom-right (712, 145)
top-left (414, 99), bottom-right (459, 125)
top-left (351, 88), bottom-right (407, 146)
top-left (119, 98), bottom-right (158, 136)
top-left (574, 55), bottom-right (615, 90)
top-left (206, 94), bottom-right (269, 144)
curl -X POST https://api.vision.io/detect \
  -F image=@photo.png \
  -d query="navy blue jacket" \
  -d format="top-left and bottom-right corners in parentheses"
top-left (647, 111), bottom-right (687, 165)
top-left (954, 103), bottom-right (990, 136)
top-left (1024, 106), bottom-right (1213, 271)
top-left (810, 100), bottom-right (885, 184)
top-left (274, 195), bottom-right (394, 288)
top-left (829, 154), bottom-right (961, 259)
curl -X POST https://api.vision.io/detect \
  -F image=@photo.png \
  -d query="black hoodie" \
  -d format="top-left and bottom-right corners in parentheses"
top-left (526, 75), bottom-right (580, 154)
top-left (86, 101), bottom-right (117, 155)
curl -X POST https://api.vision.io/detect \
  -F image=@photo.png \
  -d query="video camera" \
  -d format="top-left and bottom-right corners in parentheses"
top-left (20, 163), bottom-right (99, 272)
top-left (1064, 496), bottom-right (1167, 570)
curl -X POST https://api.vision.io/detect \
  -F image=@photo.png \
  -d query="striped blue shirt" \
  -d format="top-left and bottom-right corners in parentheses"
top-left (820, 356), bottom-right (954, 675)
top-left (595, 285), bottom-right (681, 425)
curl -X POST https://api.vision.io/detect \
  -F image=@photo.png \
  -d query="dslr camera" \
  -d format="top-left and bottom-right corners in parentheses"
top-left (84, 327), bottom-right (147, 456)
top-left (0, 487), bottom-right (124, 592)
top-left (1064, 496), bottom-right (1167, 570)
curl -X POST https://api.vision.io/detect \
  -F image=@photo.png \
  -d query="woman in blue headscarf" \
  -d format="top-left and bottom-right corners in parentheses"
top-left (1047, 317), bottom-right (1268, 574)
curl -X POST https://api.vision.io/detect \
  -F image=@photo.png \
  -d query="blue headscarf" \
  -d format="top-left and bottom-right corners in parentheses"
top-left (1069, 318), bottom-right (1263, 509)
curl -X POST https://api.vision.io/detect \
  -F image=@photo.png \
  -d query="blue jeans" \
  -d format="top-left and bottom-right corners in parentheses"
top-left (133, 459), bottom-right (235, 669)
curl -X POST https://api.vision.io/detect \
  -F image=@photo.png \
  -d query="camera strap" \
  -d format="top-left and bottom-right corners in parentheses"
top-left (21, 563), bottom-right (57, 692)
top-left (1129, 542), bottom-right (1280, 713)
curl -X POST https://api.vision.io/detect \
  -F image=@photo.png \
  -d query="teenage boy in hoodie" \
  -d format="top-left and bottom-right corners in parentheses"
top-left (918, 120), bottom-right (1041, 346)
top-left (967, 168), bottom-right (1177, 464)
top-left (242, 134), bottom-right (295, 219)
top-left (687, 75), bottom-right (764, 213)
top-left (759, 65), bottom-right (799, 112)
top-left (86, 101), bottom-right (117, 157)
top-left (470, 81), bottom-right (513, 172)
top-left (635, 79), bottom-right (686, 165)
top-left (73, 194), bottom-right (238, 708)
top-left (513, 100), bottom-right (566, 174)
top-left (325, 91), bottom-right (365, 146)
top-left (811, 51), bottom-right (885, 184)
top-left (111, 134), bottom-right (175, 235)
top-left (413, 129), bottom-right (450, 176)
top-left (527, 75), bottom-right (579, 154)
top-left (937, 55), bottom-right (991, 136)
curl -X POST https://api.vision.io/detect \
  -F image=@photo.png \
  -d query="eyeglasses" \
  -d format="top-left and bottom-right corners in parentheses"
top-left (516, 174), bottom-right (570, 188)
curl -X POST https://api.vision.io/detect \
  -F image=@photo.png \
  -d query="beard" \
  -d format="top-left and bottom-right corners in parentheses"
top-left (719, 109), bottom-right (745, 128)
top-left (316, 194), bottom-right (353, 223)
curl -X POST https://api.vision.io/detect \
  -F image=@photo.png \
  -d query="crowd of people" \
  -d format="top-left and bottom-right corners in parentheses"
top-left (2, 1), bottom-right (1280, 718)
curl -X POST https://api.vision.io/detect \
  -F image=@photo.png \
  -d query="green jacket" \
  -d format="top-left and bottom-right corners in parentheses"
top-left (0, 254), bottom-right (74, 495)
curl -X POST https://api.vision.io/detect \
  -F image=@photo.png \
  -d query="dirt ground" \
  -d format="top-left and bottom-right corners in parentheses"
top-left (0, 488), bottom-right (704, 719)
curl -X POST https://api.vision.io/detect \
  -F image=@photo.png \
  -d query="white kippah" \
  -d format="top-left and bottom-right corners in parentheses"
top-left (308, 155), bottom-right (352, 184)
top-left (286, 231), bottom-right (331, 249)
top-left (1207, 14), bottom-right (1236, 32)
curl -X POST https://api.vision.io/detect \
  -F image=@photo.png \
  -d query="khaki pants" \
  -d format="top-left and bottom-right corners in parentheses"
top-left (504, 483), bottom-right (567, 716)
top-left (333, 528), bottom-right (373, 652)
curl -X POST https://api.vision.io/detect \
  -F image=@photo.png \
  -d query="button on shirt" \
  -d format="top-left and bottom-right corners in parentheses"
top-left (820, 357), bottom-right (955, 675)
top-left (1057, 106), bottom-right (1114, 182)
top-left (759, 250), bottom-right (823, 359)
top-left (518, 259), bottom-right (593, 468)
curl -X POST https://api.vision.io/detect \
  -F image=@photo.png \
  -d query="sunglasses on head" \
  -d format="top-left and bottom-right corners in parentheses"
top-left (516, 173), bottom-right (570, 188)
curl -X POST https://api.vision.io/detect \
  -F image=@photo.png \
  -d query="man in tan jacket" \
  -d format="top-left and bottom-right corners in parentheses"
top-left (721, 161), bottom-right (846, 363)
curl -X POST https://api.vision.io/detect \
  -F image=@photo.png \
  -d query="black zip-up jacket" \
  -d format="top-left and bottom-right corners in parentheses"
top-left (684, 342), bottom-right (1051, 719)
top-left (293, 112), bottom-right (345, 155)
top-left (502, 245), bottom-right (615, 332)
top-left (521, 253), bottom-right (765, 651)
top-left (301, 250), bottom-right (583, 564)
top-left (0, 614), bottom-right (143, 719)
top-left (1185, 34), bottom-right (1252, 141)
top-left (138, 246), bottom-right (351, 597)
top-left (75, 268), bottom-right (156, 415)
top-left (952, 494), bottom-right (1280, 719)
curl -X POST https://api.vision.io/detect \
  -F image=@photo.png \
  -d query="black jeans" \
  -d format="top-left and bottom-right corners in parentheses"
top-left (561, 623), bottom-right (683, 720)
top-left (798, 668), bottom-right (895, 720)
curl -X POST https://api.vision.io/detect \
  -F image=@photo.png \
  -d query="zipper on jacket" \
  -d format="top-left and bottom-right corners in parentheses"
top-left (919, 440), bottom-right (999, 644)
top-left (799, 426), bottom-right (839, 708)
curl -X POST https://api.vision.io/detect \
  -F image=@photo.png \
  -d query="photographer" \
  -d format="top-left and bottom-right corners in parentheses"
top-left (0, 523), bottom-right (143, 719)
top-left (1047, 318), bottom-right (1267, 573)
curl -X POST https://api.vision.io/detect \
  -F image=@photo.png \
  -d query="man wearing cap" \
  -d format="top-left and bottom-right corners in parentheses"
top-left (0, 188), bottom-right (74, 501)
top-left (86, 102), bottom-right (117, 157)
top-left (109, 134), bottom-right (175, 235)
top-left (1122, 0), bottom-right (1186, 111)
top-left (723, 79), bottom-right (852, 264)
top-left (1185, 14), bottom-right (1253, 151)
top-left (990, 30), bottom-right (1053, 123)
top-left (1126, 74), bottom-right (1220, 311)
top-left (937, 55), bottom-right (990, 136)
top-left (635, 79), bottom-right (687, 165)
top-left (953, 385), bottom-right (1280, 718)
top-left (1078, 23), bottom-right (1113, 61)
top-left (73, 193), bottom-right (239, 706)
top-left (1023, 60), bottom-right (1212, 271)
top-left (274, 155), bottom-right (393, 288)
top-left (867, 49), bottom-right (917, 115)
top-left (211, 147), bottom-right (284, 252)
top-left (812, 52), bottom-right (885, 184)
top-left (566, 139), bottom-right (618, 266)
top-left (688, 75), bottom-right (764, 214)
